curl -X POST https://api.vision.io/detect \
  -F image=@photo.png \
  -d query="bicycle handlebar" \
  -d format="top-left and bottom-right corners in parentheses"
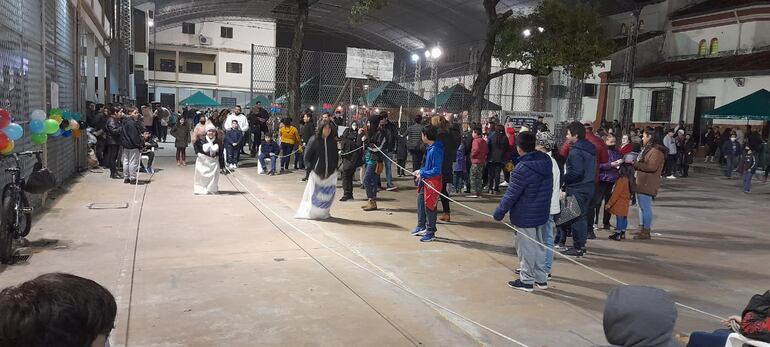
top-left (0, 150), bottom-right (44, 160)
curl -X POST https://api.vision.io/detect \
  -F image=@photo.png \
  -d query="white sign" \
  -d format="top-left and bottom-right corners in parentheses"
top-left (50, 82), bottom-right (59, 108)
top-left (346, 47), bottom-right (394, 81)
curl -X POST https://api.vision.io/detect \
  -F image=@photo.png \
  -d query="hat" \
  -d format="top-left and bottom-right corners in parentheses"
top-left (536, 131), bottom-right (556, 150)
top-left (205, 124), bottom-right (216, 132)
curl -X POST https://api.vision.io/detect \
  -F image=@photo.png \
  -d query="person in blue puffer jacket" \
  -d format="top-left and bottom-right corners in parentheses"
top-left (412, 125), bottom-right (444, 243)
top-left (561, 121), bottom-right (597, 257)
top-left (493, 131), bottom-right (553, 292)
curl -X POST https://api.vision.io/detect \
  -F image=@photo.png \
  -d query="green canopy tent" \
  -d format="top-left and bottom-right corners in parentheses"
top-left (429, 84), bottom-right (502, 113)
top-left (246, 95), bottom-right (271, 108)
top-left (703, 89), bottom-right (770, 121)
top-left (358, 81), bottom-right (433, 108)
top-left (179, 91), bottom-right (221, 107)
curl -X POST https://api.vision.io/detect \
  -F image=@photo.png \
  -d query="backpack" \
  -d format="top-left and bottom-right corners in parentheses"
top-left (741, 290), bottom-right (770, 342)
top-left (24, 158), bottom-right (57, 194)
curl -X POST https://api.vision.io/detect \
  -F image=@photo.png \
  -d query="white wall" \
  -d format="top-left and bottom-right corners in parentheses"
top-left (217, 52), bottom-right (252, 90)
top-left (602, 1), bottom-right (669, 37)
top-left (689, 76), bottom-right (770, 126)
top-left (668, 23), bottom-right (737, 58)
top-left (153, 20), bottom-right (276, 51)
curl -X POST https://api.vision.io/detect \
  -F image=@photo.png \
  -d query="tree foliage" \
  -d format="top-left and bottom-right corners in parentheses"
top-left (350, 0), bottom-right (389, 24)
top-left (494, 0), bottom-right (614, 79)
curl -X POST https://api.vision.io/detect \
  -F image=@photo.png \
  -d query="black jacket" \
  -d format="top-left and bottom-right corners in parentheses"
top-left (382, 122), bottom-right (398, 153)
top-left (120, 118), bottom-right (144, 149)
top-left (247, 108), bottom-right (270, 133)
top-left (299, 122), bottom-right (315, 144)
top-left (304, 135), bottom-right (340, 179)
top-left (406, 122), bottom-right (424, 151)
top-left (437, 125), bottom-right (461, 175)
top-left (487, 130), bottom-right (510, 163)
top-left (340, 128), bottom-right (363, 171)
top-left (106, 117), bottom-right (123, 145)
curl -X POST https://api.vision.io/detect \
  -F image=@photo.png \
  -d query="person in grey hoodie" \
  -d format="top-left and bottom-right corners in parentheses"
top-left (601, 285), bottom-right (682, 347)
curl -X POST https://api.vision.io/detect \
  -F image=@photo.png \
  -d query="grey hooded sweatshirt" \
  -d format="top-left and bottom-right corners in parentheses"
top-left (602, 285), bottom-right (682, 347)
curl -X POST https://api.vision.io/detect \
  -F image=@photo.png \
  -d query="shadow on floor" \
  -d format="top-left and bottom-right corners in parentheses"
top-left (321, 217), bottom-right (403, 230)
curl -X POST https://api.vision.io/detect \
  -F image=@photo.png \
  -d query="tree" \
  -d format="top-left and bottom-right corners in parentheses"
top-left (470, 0), bottom-right (613, 120)
top-left (287, 0), bottom-right (310, 120)
top-left (350, 0), bottom-right (388, 24)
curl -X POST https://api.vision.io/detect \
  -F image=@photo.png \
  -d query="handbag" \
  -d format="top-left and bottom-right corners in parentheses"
top-left (555, 195), bottom-right (581, 226)
top-left (375, 162), bottom-right (384, 175)
top-left (740, 290), bottom-right (770, 342)
top-left (23, 159), bottom-right (57, 194)
top-left (504, 161), bottom-right (514, 172)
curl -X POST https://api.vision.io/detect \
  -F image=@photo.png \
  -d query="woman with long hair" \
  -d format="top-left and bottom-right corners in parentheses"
top-left (296, 120), bottom-right (340, 219)
top-left (632, 127), bottom-right (667, 240)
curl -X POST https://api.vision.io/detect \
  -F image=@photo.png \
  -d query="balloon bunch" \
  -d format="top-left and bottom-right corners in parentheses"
top-left (0, 109), bottom-right (25, 154)
top-left (28, 109), bottom-right (82, 145)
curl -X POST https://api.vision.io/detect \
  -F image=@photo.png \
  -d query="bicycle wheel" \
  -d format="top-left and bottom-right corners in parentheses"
top-left (0, 194), bottom-right (15, 264)
top-left (16, 192), bottom-right (31, 238)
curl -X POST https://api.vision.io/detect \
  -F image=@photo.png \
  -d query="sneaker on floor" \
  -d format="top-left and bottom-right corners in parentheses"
top-left (666, 175), bottom-right (677, 179)
top-left (124, 178), bottom-right (130, 184)
top-left (499, 181), bottom-right (508, 187)
top-left (411, 228), bottom-right (426, 236)
top-left (300, 178), bottom-right (308, 182)
top-left (339, 196), bottom-right (351, 202)
top-left (535, 282), bottom-right (548, 290)
top-left (419, 234), bottom-right (435, 242)
top-left (554, 244), bottom-right (567, 251)
top-left (507, 279), bottom-right (534, 293)
top-left (514, 268), bottom-right (521, 275)
top-left (386, 186), bottom-right (398, 191)
top-left (561, 247), bottom-right (585, 257)
top-left (466, 194), bottom-right (479, 198)
top-left (547, 273), bottom-right (552, 280)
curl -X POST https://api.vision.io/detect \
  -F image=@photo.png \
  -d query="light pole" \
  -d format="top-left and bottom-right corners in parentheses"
top-left (410, 53), bottom-right (420, 109)
top-left (425, 46), bottom-right (442, 111)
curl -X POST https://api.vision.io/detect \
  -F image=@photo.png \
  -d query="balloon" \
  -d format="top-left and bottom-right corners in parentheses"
top-left (73, 128), bottom-right (81, 138)
top-left (49, 108), bottom-right (63, 116)
top-left (62, 111), bottom-right (72, 120)
top-left (51, 129), bottom-right (62, 137)
top-left (69, 120), bottom-right (80, 130)
top-left (30, 109), bottom-right (47, 121)
top-left (62, 130), bottom-right (72, 138)
top-left (50, 114), bottom-right (63, 124)
top-left (44, 119), bottom-right (59, 134)
top-left (0, 132), bottom-right (8, 149)
top-left (0, 109), bottom-right (11, 129)
top-left (0, 140), bottom-right (14, 155)
top-left (72, 112), bottom-right (82, 121)
top-left (3, 123), bottom-right (23, 140)
top-left (29, 119), bottom-right (45, 133)
top-left (31, 133), bottom-right (47, 145)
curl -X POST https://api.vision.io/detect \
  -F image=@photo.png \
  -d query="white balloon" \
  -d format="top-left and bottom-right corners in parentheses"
top-left (30, 109), bottom-right (47, 121)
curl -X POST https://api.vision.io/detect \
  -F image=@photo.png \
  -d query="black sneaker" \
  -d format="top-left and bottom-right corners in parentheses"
top-left (561, 247), bottom-right (585, 257)
top-left (130, 179), bottom-right (137, 185)
top-left (124, 178), bottom-right (130, 184)
top-left (339, 196), bottom-right (351, 202)
top-left (301, 178), bottom-right (307, 182)
top-left (608, 233), bottom-right (623, 241)
top-left (535, 282), bottom-right (548, 290)
top-left (587, 231), bottom-right (597, 240)
top-left (507, 279), bottom-right (533, 293)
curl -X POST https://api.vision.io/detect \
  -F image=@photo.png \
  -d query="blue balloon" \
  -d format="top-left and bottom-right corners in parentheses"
top-left (29, 120), bottom-right (45, 133)
top-left (62, 129), bottom-right (72, 138)
top-left (3, 123), bottom-right (23, 140)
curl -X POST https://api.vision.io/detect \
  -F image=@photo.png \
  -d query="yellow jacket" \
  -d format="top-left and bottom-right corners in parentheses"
top-left (280, 126), bottom-right (301, 145)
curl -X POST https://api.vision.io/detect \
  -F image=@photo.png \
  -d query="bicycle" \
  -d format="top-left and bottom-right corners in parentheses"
top-left (0, 150), bottom-right (44, 264)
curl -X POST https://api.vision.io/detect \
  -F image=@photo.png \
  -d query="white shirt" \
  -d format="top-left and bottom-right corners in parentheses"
top-left (225, 113), bottom-right (249, 132)
top-left (548, 153), bottom-right (561, 215)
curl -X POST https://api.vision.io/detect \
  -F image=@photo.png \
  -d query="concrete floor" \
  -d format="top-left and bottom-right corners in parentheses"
top-left (1, 142), bottom-right (769, 347)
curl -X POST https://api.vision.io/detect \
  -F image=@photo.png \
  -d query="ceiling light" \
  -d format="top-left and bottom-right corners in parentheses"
top-left (411, 54), bottom-right (420, 62)
top-left (538, 26), bottom-right (544, 33)
top-left (523, 29), bottom-right (531, 37)
top-left (431, 47), bottom-right (442, 59)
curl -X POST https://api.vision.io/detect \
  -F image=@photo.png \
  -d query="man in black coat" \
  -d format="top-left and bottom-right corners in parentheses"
top-left (406, 115), bottom-right (424, 171)
top-left (437, 115), bottom-right (462, 222)
top-left (248, 101), bottom-right (271, 157)
top-left (120, 107), bottom-right (145, 184)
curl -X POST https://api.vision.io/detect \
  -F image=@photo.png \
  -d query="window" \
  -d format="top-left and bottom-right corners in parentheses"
top-left (583, 83), bottom-right (598, 98)
top-left (226, 62), bottom-right (242, 74)
top-left (159, 59), bottom-right (175, 72)
top-left (650, 90), bottom-right (673, 122)
top-left (710, 38), bottom-right (719, 55)
top-left (221, 26), bottom-right (233, 38)
top-left (182, 22), bottom-right (195, 34)
top-left (221, 97), bottom-right (237, 108)
top-left (620, 23), bottom-right (627, 35)
top-left (638, 20), bottom-right (645, 32)
top-left (185, 62), bottom-right (203, 74)
top-left (698, 39), bottom-right (707, 56)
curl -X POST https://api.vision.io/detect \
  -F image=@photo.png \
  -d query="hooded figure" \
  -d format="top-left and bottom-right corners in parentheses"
top-left (602, 286), bottom-right (681, 347)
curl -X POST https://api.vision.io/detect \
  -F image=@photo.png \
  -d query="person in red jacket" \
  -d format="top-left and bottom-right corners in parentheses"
top-left (468, 127), bottom-right (488, 198)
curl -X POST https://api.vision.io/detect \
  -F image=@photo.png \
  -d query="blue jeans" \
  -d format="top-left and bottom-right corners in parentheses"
top-left (416, 186), bottom-right (437, 237)
top-left (225, 143), bottom-right (238, 164)
top-left (567, 188), bottom-right (592, 250)
top-left (543, 216), bottom-right (555, 275)
top-left (259, 153), bottom-right (277, 173)
top-left (516, 225), bottom-right (548, 285)
top-left (743, 172), bottom-right (753, 192)
top-left (686, 329), bottom-right (731, 347)
top-left (384, 152), bottom-right (394, 187)
top-left (637, 193), bottom-right (653, 229)
top-left (453, 171), bottom-right (465, 193)
top-left (725, 155), bottom-right (736, 177)
top-left (280, 143), bottom-right (294, 170)
top-left (616, 216), bottom-right (628, 233)
top-left (364, 163), bottom-right (379, 200)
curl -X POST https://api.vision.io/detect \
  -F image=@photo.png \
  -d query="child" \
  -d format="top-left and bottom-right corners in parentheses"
top-left (170, 117), bottom-right (191, 166)
top-left (140, 131), bottom-right (158, 174)
top-left (467, 128), bottom-right (488, 198)
top-left (224, 120), bottom-right (243, 170)
top-left (396, 132), bottom-right (408, 177)
top-left (736, 145), bottom-right (756, 193)
top-left (412, 125), bottom-right (443, 242)
top-left (259, 133), bottom-right (280, 175)
top-left (453, 142), bottom-right (466, 194)
top-left (605, 164), bottom-right (635, 241)
top-left (278, 118), bottom-right (301, 172)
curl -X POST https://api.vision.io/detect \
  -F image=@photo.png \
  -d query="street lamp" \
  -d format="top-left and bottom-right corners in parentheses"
top-left (148, 19), bottom-right (154, 27)
top-left (411, 54), bottom-right (420, 63)
top-left (425, 45), bottom-right (442, 110)
top-left (522, 28), bottom-right (531, 37)
top-left (430, 47), bottom-right (442, 59)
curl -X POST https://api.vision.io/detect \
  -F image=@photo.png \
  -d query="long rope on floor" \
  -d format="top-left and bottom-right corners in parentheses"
top-left (222, 165), bottom-right (529, 347)
top-left (373, 145), bottom-right (727, 322)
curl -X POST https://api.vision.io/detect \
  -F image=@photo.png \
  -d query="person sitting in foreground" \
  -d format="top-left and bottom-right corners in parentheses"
top-left (601, 285), bottom-right (682, 347)
top-left (259, 133), bottom-right (281, 176)
top-left (0, 272), bottom-right (117, 347)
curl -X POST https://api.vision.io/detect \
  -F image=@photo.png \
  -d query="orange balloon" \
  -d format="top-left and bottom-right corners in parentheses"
top-left (73, 128), bottom-right (81, 138)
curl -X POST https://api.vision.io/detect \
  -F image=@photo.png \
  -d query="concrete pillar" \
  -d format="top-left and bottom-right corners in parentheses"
top-left (100, 51), bottom-right (108, 103)
top-left (86, 34), bottom-right (96, 103)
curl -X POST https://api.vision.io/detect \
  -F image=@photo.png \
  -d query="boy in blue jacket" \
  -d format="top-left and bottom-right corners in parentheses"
top-left (412, 125), bottom-right (444, 242)
top-left (224, 120), bottom-right (244, 170)
top-left (493, 131), bottom-right (553, 292)
top-left (259, 133), bottom-right (281, 175)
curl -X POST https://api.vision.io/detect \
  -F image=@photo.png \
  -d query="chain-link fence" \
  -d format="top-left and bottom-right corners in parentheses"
top-left (1, 0), bottom-right (86, 207)
top-left (251, 45), bottom-right (583, 131)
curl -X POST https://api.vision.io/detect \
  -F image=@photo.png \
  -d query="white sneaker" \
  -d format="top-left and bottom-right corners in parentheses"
top-left (233, 163), bottom-right (238, 169)
top-left (666, 175), bottom-right (676, 179)
top-left (499, 181), bottom-right (509, 187)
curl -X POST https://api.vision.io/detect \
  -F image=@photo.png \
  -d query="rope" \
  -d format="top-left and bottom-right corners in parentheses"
top-left (340, 145), bottom-right (365, 156)
top-left (374, 144), bottom-right (727, 322)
